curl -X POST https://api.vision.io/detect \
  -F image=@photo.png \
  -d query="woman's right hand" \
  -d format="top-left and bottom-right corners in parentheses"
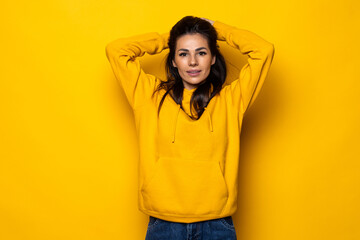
top-left (200, 17), bottom-right (214, 25)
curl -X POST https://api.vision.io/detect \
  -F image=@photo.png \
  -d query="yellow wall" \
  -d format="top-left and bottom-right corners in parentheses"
top-left (1, 0), bottom-right (359, 239)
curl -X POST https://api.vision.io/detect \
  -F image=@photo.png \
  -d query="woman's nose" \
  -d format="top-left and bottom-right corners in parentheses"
top-left (189, 55), bottom-right (198, 66)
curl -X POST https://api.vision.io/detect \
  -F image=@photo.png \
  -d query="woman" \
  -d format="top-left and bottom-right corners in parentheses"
top-left (106, 16), bottom-right (275, 240)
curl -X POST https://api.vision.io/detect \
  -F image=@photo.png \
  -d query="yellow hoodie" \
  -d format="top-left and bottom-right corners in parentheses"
top-left (105, 21), bottom-right (275, 223)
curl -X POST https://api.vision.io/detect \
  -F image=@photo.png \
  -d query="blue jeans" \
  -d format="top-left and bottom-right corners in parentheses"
top-left (145, 216), bottom-right (237, 240)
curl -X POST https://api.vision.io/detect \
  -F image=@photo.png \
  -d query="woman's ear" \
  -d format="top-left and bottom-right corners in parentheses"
top-left (172, 60), bottom-right (177, 68)
top-left (211, 56), bottom-right (216, 65)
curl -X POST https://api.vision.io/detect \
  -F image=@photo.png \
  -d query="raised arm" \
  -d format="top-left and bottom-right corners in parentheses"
top-left (105, 31), bottom-right (170, 110)
top-left (213, 21), bottom-right (275, 114)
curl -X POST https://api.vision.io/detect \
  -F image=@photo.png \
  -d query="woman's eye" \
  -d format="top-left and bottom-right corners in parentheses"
top-left (179, 53), bottom-right (187, 57)
top-left (199, 51), bottom-right (207, 56)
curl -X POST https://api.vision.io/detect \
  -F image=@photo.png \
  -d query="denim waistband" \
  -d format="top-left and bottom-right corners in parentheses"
top-left (149, 216), bottom-right (232, 223)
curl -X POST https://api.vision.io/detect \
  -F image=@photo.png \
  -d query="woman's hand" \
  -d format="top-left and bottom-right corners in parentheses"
top-left (200, 17), bottom-right (214, 25)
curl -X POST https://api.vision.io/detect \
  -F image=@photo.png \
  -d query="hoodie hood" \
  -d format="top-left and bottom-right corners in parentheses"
top-left (171, 88), bottom-right (213, 143)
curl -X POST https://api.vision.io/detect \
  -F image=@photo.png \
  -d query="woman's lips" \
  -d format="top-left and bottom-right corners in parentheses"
top-left (186, 70), bottom-right (201, 77)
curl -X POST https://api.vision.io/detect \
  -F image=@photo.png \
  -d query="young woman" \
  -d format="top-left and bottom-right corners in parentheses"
top-left (106, 16), bottom-right (275, 240)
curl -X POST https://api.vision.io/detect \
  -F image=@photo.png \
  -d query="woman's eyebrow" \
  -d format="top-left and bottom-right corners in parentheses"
top-left (177, 47), bottom-right (208, 52)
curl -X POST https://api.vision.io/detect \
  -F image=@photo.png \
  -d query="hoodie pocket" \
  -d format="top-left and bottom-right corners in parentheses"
top-left (141, 157), bottom-right (229, 216)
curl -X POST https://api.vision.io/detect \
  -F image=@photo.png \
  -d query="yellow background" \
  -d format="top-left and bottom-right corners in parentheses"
top-left (1, 0), bottom-right (360, 239)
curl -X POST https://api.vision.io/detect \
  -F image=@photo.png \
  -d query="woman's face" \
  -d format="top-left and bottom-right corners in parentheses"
top-left (172, 33), bottom-right (216, 90)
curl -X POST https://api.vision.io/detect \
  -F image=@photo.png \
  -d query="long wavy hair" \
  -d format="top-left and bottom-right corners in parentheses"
top-left (152, 16), bottom-right (227, 120)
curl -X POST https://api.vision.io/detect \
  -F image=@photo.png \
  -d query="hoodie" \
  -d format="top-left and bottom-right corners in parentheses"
top-left (105, 21), bottom-right (275, 223)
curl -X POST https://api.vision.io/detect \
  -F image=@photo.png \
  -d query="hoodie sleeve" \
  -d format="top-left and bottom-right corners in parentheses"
top-left (213, 21), bottom-right (275, 114)
top-left (105, 31), bottom-right (170, 110)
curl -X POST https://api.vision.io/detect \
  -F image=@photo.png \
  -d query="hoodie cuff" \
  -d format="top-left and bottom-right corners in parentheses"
top-left (160, 32), bottom-right (170, 49)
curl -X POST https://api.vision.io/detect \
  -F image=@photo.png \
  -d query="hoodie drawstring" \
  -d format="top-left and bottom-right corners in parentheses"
top-left (172, 105), bottom-right (213, 143)
top-left (172, 104), bottom-right (181, 143)
top-left (204, 107), bottom-right (214, 132)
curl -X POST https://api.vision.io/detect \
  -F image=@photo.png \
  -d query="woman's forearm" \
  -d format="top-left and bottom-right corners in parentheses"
top-left (105, 32), bottom-right (169, 60)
